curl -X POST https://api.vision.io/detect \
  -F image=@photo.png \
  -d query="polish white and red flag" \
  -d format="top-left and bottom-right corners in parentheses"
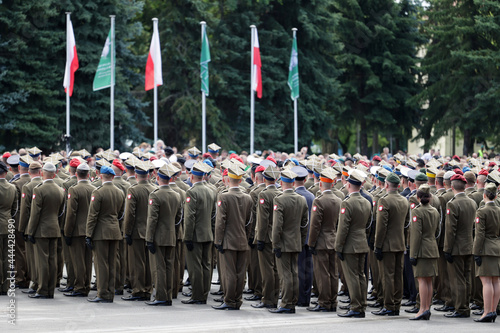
top-left (252, 28), bottom-right (262, 99)
top-left (145, 20), bottom-right (163, 91)
top-left (63, 18), bottom-right (79, 96)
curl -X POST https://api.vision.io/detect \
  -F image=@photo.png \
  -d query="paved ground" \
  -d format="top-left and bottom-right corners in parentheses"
top-left (2, 270), bottom-right (499, 332)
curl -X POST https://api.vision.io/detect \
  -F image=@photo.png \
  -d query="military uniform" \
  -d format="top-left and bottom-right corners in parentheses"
top-left (26, 176), bottom-right (65, 298)
top-left (473, 201), bottom-right (500, 277)
top-left (0, 177), bottom-right (18, 293)
top-left (247, 182), bottom-right (265, 300)
top-left (374, 187), bottom-right (410, 314)
top-left (112, 174), bottom-right (131, 294)
top-left (60, 174), bottom-right (78, 291)
top-left (64, 178), bottom-right (95, 295)
top-left (86, 178), bottom-right (126, 302)
top-left (169, 180), bottom-right (186, 298)
top-left (145, 183), bottom-right (182, 304)
top-left (214, 186), bottom-right (253, 309)
top-left (443, 191), bottom-right (478, 317)
top-left (182, 171), bottom-right (217, 303)
top-left (308, 189), bottom-right (342, 311)
top-left (435, 187), bottom-right (454, 308)
top-left (123, 178), bottom-right (157, 300)
top-left (11, 172), bottom-right (30, 287)
top-left (271, 185), bottom-right (308, 312)
top-left (410, 203), bottom-right (440, 277)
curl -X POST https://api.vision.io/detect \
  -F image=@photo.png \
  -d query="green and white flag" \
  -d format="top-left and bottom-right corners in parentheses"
top-left (200, 24), bottom-right (211, 96)
top-left (287, 34), bottom-right (299, 100)
top-left (93, 29), bottom-right (115, 91)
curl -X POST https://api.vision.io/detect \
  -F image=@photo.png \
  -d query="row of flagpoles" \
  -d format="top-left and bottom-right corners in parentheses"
top-left (63, 14), bottom-right (300, 155)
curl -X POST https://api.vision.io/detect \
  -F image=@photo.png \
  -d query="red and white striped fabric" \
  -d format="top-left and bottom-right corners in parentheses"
top-left (252, 28), bottom-right (262, 99)
top-left (63, 18), bottom-right (79, 96)
top-left (145, 20), bottom-right (163, 91)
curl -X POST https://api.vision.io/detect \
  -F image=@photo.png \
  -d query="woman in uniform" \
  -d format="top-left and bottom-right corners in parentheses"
top-left (409, 185), bottom-right (440, 320)
top-left (473, 183), bottom-right (500, 323)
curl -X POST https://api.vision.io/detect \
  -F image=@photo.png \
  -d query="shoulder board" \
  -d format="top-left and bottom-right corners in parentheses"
top-left (95, 185), bottom-right (103, 190)
top-left (151, 188), bottom-right (160, 193)
top-left (34, 183), bottom-right (43, 189)
top-left (129, 183), bottom-right (138, 188)
top-left (275, 192), bottom-right (284, 198)
top-left (447, 197), bottom-right (456, 204)
top-left (342, 195), bottom-right (350, 202)
top-left (413, 203), bottom-right (421, 210)
top-left (381, 193), bottom-right (389, 199)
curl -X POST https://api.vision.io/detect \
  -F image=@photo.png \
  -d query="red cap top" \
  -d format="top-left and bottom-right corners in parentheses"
top-left (266, 156), bottom-right (277, 164)
top-left (479, 169), bottom-right (489, 176)
top-left (150, 156), bottom-right (157, 161)
top-left (112, 159), bottom-right (126, 171)
top-left (69, 158), bottom-right (81, 168)
top-left (372, 156), bottom-right (381, 162)
top-left (2, 152), bottom-right (11, 159)
top-left (489, 162), bottom-right (496, 167)
top-left (222, 169), bottom-right (228, 176)
top-left (203, 153), bottom-right (211, 159)
top-left (450, 174), bottom-right (466, 183)
top-left (452, 155), bottom-right (460, 161)
top-left (255, 166), bottom-right (265, 173)
top-left (359, 160), bottom-right (369, 168)
top-left (454, 169), bottom-right (464, 175)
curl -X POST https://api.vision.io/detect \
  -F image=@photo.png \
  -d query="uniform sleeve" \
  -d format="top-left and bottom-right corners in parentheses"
top-left (472, 210), bottom-right (485, 256)
top-left (145, 193), bottom-right (159, 243)
top-left (271, 197), bottom-right (284, 248)
top-left (26, 187), bottom-right (42, 236)
top-left (11, 188), bottom-right (18, 218)
top-left (300, 199), bottom-right (309, 246)
top-left (245, 196), bottom-right (253, 240)
top-left (374, 197), bottom-right (389, 249)
top-left (335, 201), bottom-right (350, 253)
top-left (256, 192), bottom-right (270, 242)
top-left (249, 191), bottom-right (259, 238)
top-left (19, 185), bottom-right (31, 233)
top-left (86, 190), bottom-right (101, 238)
top-left (409, 210), bottom-right (422, 258)
top-left (443, 201), bottom-right (458, 254)
top-left (183, 190), bottom-right (196, 241)
top-left (64, 187), bottom-right (78, 237)
top-left (307, 198), bottom-right (322, 247)
top-left (214, 196), bottom-right (227, 247)
top-left (123, 187), bottom-right (136, 236)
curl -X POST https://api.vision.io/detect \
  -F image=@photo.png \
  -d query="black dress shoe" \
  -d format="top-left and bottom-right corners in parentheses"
top-left (211, 280), bottom-right (220, 285)
top-left (64, 291), bottom-right (87, 297)
top-left (474, 312), bottom-right (496, 322)
top-left (339, 298), bottom-right (351, 304)
top-left (310, 292), bottom-right (318, 298)
top-left (367, 295), bottom-right (377, 301)
top-left (444, 311), bottom-right (470, 318)
top-left (251, 302), bottom-right (276, 309)
top-left (307, 304), bottom-right (334, 312)
top-left (405, 307), bottom-right (419, 314)
top-left (434, 305), bottom-right (455, 312)
top-left (182, 291), bottom-right (192, 297)
top-left (244, 294), bottom-right (262, 301)
top-left (338, 310), bottom-right (365, 318)
top-left (210, 290), bottom-right (224, 296)
top-left (145, 300), bottom-right (172, 306)
top-left (310, 300), bottom-right (318, 305)
top-left (212, 302), bottom-right (239, 310)
top-left (213, 297), bottom-right (224, 302)
top-left (338, 290), bottom-right (347, 297)
top-left (123, 284), bottom-right (131, 289)
top-left (181, 299), bottom-right (206, 304)
top-left (268, 307), bottom-right (295, 314)
top-left (473, 309), bottom-right (484, 316)
top-left (242, 289), bottom-right (254, 294)
top-left (372, 308), bottom-right (399, 316)
top-left (409, 310), bottom-right (431, 321)
top-left (114, 290), bottom-right (124, 295)
top-left (368, 301), bottom-right (382, 308)
top-left (29, 293), bottom-right (49, 299)
top-left (90, 285), bottom-right (97, 291)
top-left (87, 296), bottom-right (113, 303)
top-left (470, 304), bottom-right (482, 310)
top-left (183, 279), bottom-right (191, 286)
top-left (339, 304), bottom-right (351, 310)
top-left (121, 295), bottom-right (148, 301)
top-left (22, 288), bottom-right (36, 294)
top-left (402, 300), bottom-right (416, 307)
top-left (432, 299), bottom-right (444, 305)
top-left (58, 286), bottom-right (74, 293)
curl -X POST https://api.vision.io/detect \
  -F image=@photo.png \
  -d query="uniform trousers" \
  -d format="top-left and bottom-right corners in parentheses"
top-left (369, 250), bottom-right (381, 298)
top-left (276, 252), bottom-right (299, 309)
top-left (0, 235), bottom-right (10, 292)
top-left (403, 251), bottom-right (417, 302)
top-left (34, 237), bottom-right (57, 296)
top-left (185, 241), bottom-right (212, 301)
top-left (448, 255), bottom-right (472, 316)
top-left (150, 245), bottom-right (175, 301)
top-left (128, 238), bottom-right (152, 297)
top-left (25, 240), bottom-right (37, 289)
top-left (258, 243), bottom-right (279, 306)
top-left (93, 240), bottom-right (118, 300)
top-left (298, 245), bottom-right (313, 305)
top-left (247, 246), bottom-right (262, 296)
top-left (115, 239), bottom-right (126, 293)
top-left (342, 253), bottom-right (367, 312)
top-left (172, 239), bottom-right (184, 297)
top-left (220, 249), bottom-right (248, 308)
top-left (313, 249), bottom-right (338, 310)
top-left (68, 236), bottom-right (92, 294)
top-left (14, 230), bottom-right (28, 286)
top-left (61, 236), bottom-right (75, 288)
top-left (437, 248), bottom-right (452, 306)
top-left (379, 251), bottom-right (404, 311)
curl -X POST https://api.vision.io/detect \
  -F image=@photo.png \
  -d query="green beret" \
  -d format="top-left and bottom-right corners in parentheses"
top-left (386, 172), bottom-right (400, 185)
top-left (419, 168), bottom-right (427, 174)
top-left (419, 184), bottom-right (431, 194)
top-left (415, 172), bottom-right (428, 182)
top-left (485, 183), bottom-right (497, 194)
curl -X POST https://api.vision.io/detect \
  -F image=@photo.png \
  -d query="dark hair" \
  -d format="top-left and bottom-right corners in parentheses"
top-left (417, 190), bottom-right (431, 205)
top-left (76, 170), bottom-right (89, 178)
top-left (485, 190), bottom-right (496, 201)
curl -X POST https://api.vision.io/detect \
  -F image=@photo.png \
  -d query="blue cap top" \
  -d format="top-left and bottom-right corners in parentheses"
top-left (100, 165), bottom-right (116, 176)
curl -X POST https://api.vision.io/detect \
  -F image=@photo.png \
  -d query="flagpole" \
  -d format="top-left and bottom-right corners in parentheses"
top-left (110, 15), bottom-right (115, 151)
top-left (153, 18), bottom-right (158, 149)
top-left (201, 21), bottom-right (207, 154)
top-left (292, 28), bottom-right (298, 154)
top-left (250, 25), bottom-right (256, 155)
top-left (65, 12), bottom-right (71, 156)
